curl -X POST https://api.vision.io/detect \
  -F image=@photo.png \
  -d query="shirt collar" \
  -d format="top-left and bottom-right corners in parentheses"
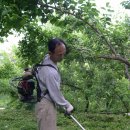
top-left (42, 54), bottom-right (58, 70)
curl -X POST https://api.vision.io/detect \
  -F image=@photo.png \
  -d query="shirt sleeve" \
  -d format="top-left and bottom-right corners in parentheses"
top-left (44, 68), bottom-right (70, 108)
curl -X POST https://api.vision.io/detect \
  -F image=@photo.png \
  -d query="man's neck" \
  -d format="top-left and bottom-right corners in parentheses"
top-left (50, 56), bottom-right (57, 65)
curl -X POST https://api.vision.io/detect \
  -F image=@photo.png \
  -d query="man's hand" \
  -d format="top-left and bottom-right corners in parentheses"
top-left (66, 104), bottom-right (74, 115)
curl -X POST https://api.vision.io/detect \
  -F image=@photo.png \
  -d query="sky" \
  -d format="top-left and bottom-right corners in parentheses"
top-left (95, 0), bottom-right (124, 9)
top-left (95, 0), bottom-right (130, 19)
top-left (0, 33), bottom-right (23, 53)
top-left (0, 0), bottom-right (130, 53)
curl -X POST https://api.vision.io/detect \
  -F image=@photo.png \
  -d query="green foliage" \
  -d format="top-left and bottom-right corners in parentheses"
top-left (0, 52), bottom-right (19, 97)
top-left (0, 52), bottom-right (21, 78)
top-left (0, 79), bottom-right (11, 94)
top-left (121, 0), bottom-right (130, 9)
top-left (0, 95), bottom-right (11, 108)
top-left (17, 23), bottom-right (53, 65)
top-left (1, 0), bottom-right (130, 117)
top-left (0, 0), bottom-right (38, 37)
top-left (0, 50), bottom-right (23, 105)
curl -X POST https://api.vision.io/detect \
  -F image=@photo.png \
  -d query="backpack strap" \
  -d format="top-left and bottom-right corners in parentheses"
top-left (33, 64), bottom-right (57, 102)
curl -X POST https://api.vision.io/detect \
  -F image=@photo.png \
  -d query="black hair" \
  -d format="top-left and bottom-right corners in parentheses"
top-left (48, 38), bottom-right (66, 53)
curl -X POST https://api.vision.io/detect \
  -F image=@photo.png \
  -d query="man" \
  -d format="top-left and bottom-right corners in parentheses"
top-left (35, 38), bottom-right (74, 130)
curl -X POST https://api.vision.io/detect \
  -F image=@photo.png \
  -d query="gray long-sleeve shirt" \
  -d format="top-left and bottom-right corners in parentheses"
top-left (37, 54), bottom-right (71, 108)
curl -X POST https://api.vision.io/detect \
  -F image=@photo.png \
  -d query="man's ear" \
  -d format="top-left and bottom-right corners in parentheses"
top-left (49, 51), bottom-right (55, 55)
top-left (49, 52), bottom-right (54, 59)
top-left (48, 51), bottom-right (52, 55)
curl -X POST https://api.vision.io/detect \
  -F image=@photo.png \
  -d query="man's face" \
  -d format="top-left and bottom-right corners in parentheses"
top-left (50, 43), bottom-right (66, 63)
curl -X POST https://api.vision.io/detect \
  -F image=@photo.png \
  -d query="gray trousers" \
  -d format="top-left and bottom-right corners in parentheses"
top-left (35, 98), bottom-right (57, 130)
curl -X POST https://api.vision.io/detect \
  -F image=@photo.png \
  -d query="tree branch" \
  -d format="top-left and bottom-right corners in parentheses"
top-left (38, 0), bottom-right (117, 55)
top-left (98, 55), bottom-right (130, 66)
top-left (125, 64), bottom-right (130, 79)
top-left (38, 0), bottom-right (130, 70)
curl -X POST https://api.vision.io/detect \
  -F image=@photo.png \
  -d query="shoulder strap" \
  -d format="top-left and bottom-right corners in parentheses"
top-left (33, 64), bottom-right (57, 102)
top-left (36, 64), bottom-right (57, 71)
top-left (33, 64), bottom-right (57, 74)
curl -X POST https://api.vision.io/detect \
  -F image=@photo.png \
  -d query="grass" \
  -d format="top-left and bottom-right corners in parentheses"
top-left (0, 105), bottom-right (130, 130)
top-left (58, 112), bottom-right (130, 130)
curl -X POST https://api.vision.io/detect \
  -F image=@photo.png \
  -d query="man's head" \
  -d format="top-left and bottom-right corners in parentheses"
top-left (48, 38), bottom-right (66, 63)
